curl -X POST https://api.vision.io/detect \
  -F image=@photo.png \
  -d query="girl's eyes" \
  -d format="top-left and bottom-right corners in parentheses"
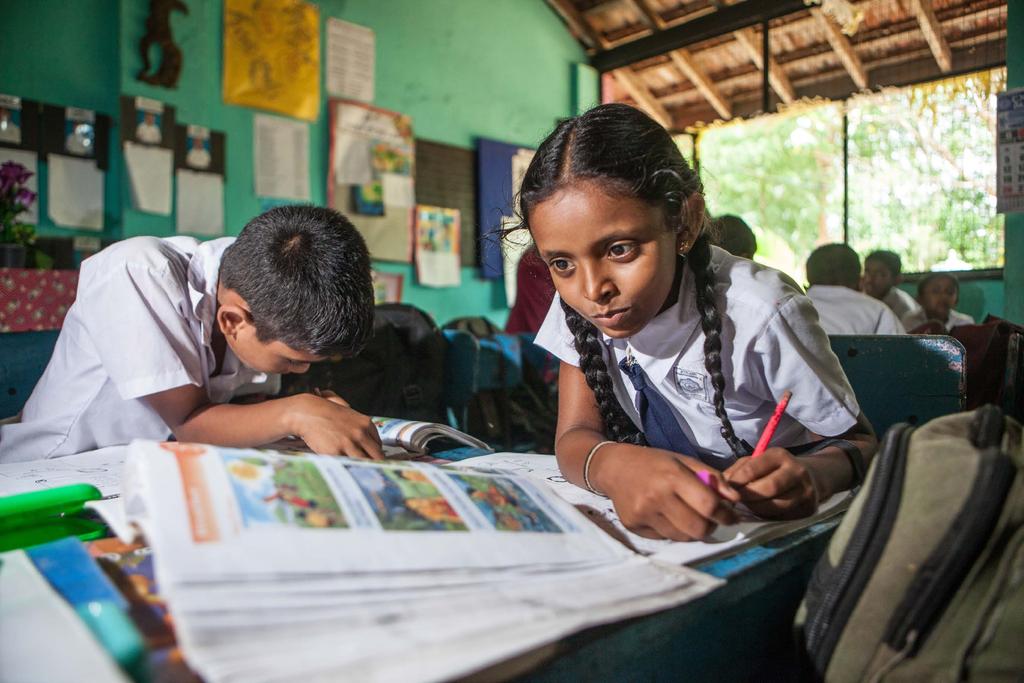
top-left (608, 242), bottom-right (636, 258)
top-left (550, 258), bottom-right (572, 272)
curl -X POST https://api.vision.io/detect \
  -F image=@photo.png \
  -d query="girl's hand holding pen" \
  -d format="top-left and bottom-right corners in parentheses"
top-left (724, 448), bottom-right (820, 519)
top-left (592, 444), bottom-right (741, 542)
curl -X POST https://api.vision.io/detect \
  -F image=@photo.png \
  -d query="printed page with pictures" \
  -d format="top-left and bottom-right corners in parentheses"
top-left (454, 452), bottom-right (853, 565)
top-left (372, 416), bottom-right (491, 453)
top-left (124, 441), bottom-right (632, 582)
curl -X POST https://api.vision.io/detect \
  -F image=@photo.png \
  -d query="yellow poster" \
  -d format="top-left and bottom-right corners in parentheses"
top-left (223, 0), bottom-right (320, 121)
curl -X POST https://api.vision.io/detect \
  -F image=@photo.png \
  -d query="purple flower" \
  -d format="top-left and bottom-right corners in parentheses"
top-left (15, 188), bottom-right (36, 210)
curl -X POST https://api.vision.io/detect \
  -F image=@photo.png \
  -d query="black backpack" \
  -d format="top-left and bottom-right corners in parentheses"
top-left (282, 304), bottom-right (447, 424)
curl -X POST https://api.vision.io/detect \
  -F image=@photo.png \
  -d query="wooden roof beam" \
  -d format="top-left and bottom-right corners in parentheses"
top-left (612, 68), bottom-right (674, 129)
top-left (547, 0), bottom-right (607, 50)
top-left (668, 50), bottom-right (732, 119)
top-left (810, 7), bottom-right (868, 89)
top-left (622, 0), bottom-right (666, 31)
top-left (909, 0), bottom-right (953, 72)
top-left (732, 27), bottom-right (796, 104)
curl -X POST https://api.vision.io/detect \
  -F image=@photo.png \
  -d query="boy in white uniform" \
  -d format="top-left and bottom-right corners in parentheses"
top-left (901, 272), bottom-right (975, 332)
top-left (0, 206), bottom-right (383, 462)
top-left (805, 244), bottom-right (905, 335)
top-left (535, 247), bottom-right (863, 469)
top-left (862, 250), bottom-right (922, 321)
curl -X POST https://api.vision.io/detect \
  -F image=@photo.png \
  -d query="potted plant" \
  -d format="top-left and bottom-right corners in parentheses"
top-left (0, 161), bottom-right (37, 268)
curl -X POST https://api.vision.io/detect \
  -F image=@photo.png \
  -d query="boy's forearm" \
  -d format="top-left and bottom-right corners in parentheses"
top-left (172, 396), bottom-right (298, 447)
top-left (804, 429), bottom-right (877, 499)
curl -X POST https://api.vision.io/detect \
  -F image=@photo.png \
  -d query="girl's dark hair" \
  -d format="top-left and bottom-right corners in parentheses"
top-left (518, 103), bottom-right (745, 456)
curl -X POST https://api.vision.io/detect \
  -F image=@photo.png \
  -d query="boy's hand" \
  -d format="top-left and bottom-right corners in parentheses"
top-left (288, 393), bottom-right (384, 459)
top-left (594, 445), bottom-right (741, 541)
top-left (723, 448), bottom-right (819, 519)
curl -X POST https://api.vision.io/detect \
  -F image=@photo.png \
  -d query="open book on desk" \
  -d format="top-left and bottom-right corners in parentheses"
top-left (372, 416), bottom-right (491, 454)
top-left (455, 452), bottom-right (853, 567)
top-left (121, 440), bottom-right (721, 683)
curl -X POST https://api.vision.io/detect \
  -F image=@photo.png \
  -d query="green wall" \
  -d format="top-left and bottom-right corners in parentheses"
top-left (1006, 0), bottom-right (1023, 324)
top-left (1, 0), bottom-right (586, 325)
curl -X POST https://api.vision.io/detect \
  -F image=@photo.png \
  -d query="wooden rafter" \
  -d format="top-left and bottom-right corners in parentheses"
top-left (909, 0), bottom-right (953, 72)
top-left (547, 0), bottom-right (607, 50)
top-left (668, 50), bottom-right (732, 119)
top-left (622, 0), bottom-right (665, 31)
top-left (612, 68), bottom-right (673, 129)
top-left (732, 27), bottom-right (796, 103)
top-left (810, 7), bottom-right (868, 90)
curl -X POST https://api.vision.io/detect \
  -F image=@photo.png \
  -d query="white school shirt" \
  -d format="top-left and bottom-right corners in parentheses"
top-left (882, 286), bottom-right (922, 321)
top-left (0, 236), bottom-right (279, 462)
top-left (806, 285), bottom-right (906, 335)
top-left (901, 308), bottom-right (975, 333)
top-left (534, 247), bottom-right (860, 468)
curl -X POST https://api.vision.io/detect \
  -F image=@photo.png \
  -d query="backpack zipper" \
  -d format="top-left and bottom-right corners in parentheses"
top-left (804, 422), bottom-right (913, 673)
top-left (883, 407), bottom-right (1012, 654)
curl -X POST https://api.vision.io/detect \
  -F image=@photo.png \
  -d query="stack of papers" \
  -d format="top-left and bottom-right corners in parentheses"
top-left (123, 441), bottom-right (721, 683)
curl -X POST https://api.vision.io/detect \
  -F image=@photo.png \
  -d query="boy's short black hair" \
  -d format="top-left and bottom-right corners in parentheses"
top-left (865, 250), bottom-right (902, 276)
top-left (917, 272), bottom-right (960, 298)
top-left (712, 214), bottom-right (757, 258)
top-left (219, 205), bottom-right (374, 357)
top-left (806, 243), bottom-right (861, 289)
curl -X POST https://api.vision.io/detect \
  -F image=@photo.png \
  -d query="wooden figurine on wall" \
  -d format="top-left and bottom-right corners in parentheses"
top-left (137, 0), bottom-right (189, 88)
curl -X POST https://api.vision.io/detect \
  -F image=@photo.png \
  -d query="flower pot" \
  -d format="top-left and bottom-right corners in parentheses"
top-left (0, 243), bottom-right (26, 268)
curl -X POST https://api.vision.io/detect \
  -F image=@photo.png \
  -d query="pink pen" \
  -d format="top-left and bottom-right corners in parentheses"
top-left (751, 390), bottom-right (793, 458)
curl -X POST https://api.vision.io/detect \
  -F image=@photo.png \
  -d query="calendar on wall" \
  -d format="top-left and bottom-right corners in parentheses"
top-left (997, 87), bottom-right (1024, 214)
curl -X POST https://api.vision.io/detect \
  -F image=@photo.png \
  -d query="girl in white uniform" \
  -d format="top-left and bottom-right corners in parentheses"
top-left (521, 104), bottom-right (878, 542)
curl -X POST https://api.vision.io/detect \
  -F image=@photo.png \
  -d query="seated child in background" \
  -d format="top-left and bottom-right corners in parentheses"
top-left (710, 214), bottom-right (757, 260)
top-left (517, 104), bottom-right (877, 542)
top-left (902, 272), bottom-right (975, 333)
top-left (862, 250), bottom-right (922, 321)
top-left (805, 244), bottom-right (906, 335)
top-left (0, 206), bottom-right (384, 463)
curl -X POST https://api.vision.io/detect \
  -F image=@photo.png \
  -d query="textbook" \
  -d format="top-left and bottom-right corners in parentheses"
top-left (122, 440), bottom-right (721, 683)
top-left (372, 416), bottom-right (491, 454)
top-left (456, 452), bottom-right (853, 566)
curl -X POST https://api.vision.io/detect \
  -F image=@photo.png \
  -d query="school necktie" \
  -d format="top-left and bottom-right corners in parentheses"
top-left (618, 356), bottom-right (699, 458)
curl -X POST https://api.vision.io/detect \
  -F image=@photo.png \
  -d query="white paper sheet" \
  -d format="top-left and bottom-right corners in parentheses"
top-left (175, 169), bottom-right (224, 236)
top-left (455, 452), bottom-right (852, 565)
top-left (0, 551), bottom-right (130, 683)
top-left (381, 172), bottom-right (414, 208)
top-left (47, 154), bottom-right (103, 230)
top-left (123, 141), bottom-right (172, 215)
top-left (0, 446), bottom-right (126, 497)
top-left (253, 114), bottom-right (310, 201)
top-left (327, 18), bottom-right (375, 102)
top-left (0, 148), bottom-right (39, 224)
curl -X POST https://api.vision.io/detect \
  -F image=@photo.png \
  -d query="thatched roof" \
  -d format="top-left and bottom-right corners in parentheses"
top-left (547, 0), bottom-right (1007, 129)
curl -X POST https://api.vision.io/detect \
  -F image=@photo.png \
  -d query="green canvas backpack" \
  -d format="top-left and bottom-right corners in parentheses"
top-left (796, 406), bottom-right (1024, 682)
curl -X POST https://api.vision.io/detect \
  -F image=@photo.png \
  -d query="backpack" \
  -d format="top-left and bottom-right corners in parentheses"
top-left (950, 317), bottom-right (1024, 419)
top-left (796, 406), bottom-right (1024, 682)
top-left (443, 317), bottom-right (558, 452)
top-left (281, 304), bottom-right (447, 424)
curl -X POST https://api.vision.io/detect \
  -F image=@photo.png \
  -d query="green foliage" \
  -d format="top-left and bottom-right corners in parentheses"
top-left (693, 69), bottom-right (1005, 278)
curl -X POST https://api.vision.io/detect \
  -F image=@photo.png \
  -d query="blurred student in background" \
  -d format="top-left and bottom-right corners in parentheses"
top-left (711, 214), bottom-right (757, 261)
top-left (805, 244), bottom-right (905, 335)
top-left (862, 250), bottom-right (922, 321)
top-left (902, 272), bottom-right (974, 333)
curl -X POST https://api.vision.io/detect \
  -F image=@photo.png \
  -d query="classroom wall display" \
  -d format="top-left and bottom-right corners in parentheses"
top-left (329, 99), bottom-right (415, 262)
top-left (0, 95), bottom-right (40, 152)
top-left (136, 0), bottom-right (188, 88)
top-left (39, 104), bottom-right (111, 231)
top-left (326, 18), bottom-right (374, 103)
top-left (997, 87), bottom-right (1024, 214)
top-left (174, 125), bottom-right (226, 236)
top-left (476, 138), bottom-right (534, 281)
top-left (372, 271), bottom-right (403, 304)
top-left (415, 139), bottom-right (476, 267)
top-left (119, 96), bottom-right (176, 216)
top-left (414, 205), bottom-right (461, 288)
top-left (222, 0), bottom-right (320, 122)
top-left (253, 114), bottom-right (310, 201)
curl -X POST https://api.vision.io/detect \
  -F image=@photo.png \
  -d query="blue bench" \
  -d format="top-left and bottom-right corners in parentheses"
top-left (0, 330), bottom-right (59, 419)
